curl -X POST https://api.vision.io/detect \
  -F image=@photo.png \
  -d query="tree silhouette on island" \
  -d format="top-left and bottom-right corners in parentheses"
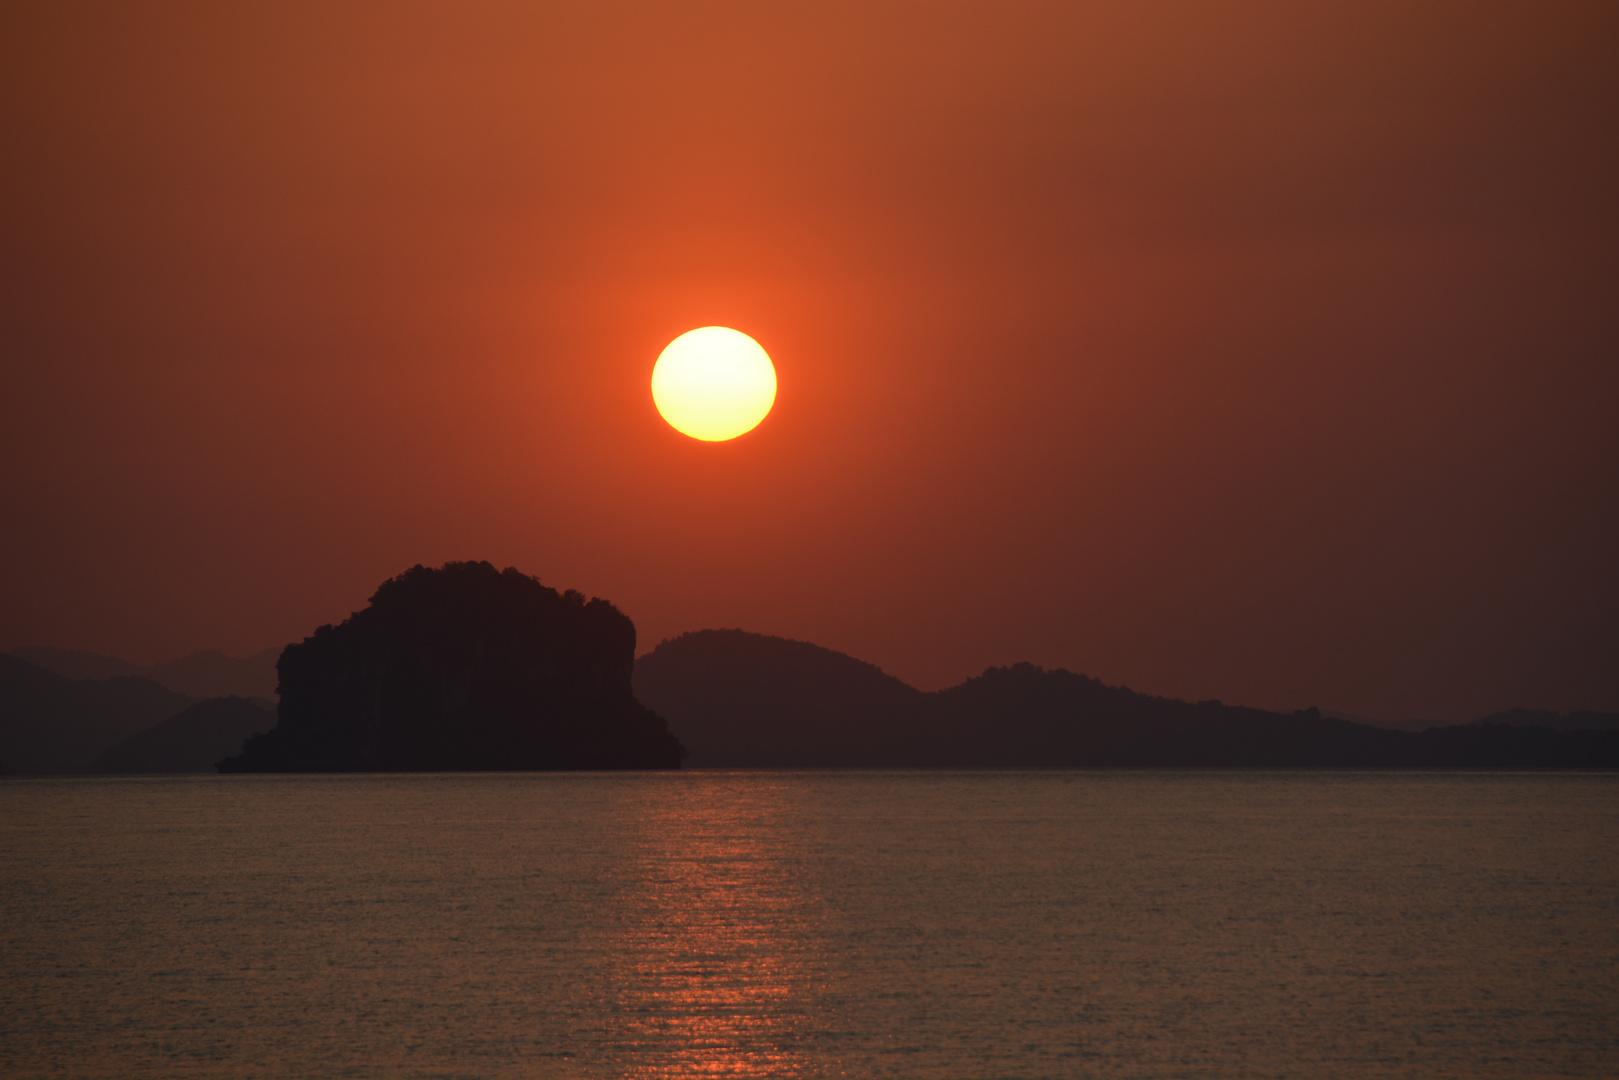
top-left (219, 562), bottom-right (686, 772)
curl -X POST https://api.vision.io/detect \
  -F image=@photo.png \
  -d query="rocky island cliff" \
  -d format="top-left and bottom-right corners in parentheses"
top-left (220, 562), bottom-right (685, 772)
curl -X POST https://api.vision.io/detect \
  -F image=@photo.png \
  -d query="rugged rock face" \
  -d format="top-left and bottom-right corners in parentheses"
top-left (220, 562), bottom-right (685, 772)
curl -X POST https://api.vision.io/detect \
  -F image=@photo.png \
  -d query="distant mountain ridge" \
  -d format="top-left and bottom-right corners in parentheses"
top-left (91, 697), bottom-right (275, 774)
top-left (1, 652), bottom-right (279, 775)
top-left (635, 630), bottom-right (1619, 768)
top-left (9, 646), bottom-right (281, 700)
top-left (0, 653), bottom-right (196, 774)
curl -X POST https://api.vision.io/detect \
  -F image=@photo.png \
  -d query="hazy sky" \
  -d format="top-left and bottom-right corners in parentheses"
top-left (2, 1), bottom-right (1615, 722)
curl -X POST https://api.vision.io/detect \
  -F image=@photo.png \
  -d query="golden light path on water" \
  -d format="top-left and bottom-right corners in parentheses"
top-left (597, 776), bottom-right (826, 1078)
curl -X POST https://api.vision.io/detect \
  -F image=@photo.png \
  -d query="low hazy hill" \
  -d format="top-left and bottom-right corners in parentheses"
top-left (635, 630), bottom-right (1619, 769)
top-left (923, 663), bottom-right (1410, 767)
top-left (8, 646), bottom-right (143, 681)
top-left (0, 654), bottom-right (195, 774)
top-left (634, 629), bottom-right (929, 766)
top-left (91, 696), bottom-right (275, 774)
top-left (148, 649), bottom-right (280, 700)
top-left (1403, 721), bottom-right (1619, 767)
top-left (1323, 710), bottom-right (1452, 733)
top-left (10, 646), bottom-right (281, 700)
top-left (1475, 708), bottom-right (1619, 731)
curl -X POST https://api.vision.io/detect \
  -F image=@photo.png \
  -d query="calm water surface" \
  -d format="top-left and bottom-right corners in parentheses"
top-left (2, 771), bottom-right (1615, 1078)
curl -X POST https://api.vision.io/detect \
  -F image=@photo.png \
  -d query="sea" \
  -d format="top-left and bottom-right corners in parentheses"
top-left (2, 771), bottom-right (1615, 1078)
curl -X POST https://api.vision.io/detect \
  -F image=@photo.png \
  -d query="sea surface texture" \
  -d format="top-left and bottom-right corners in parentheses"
top-left (2, 771), bottom-right (1615, 1078)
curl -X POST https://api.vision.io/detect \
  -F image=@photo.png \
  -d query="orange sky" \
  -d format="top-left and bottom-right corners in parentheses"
top-left (2, 1), bottom-right (1615, 722)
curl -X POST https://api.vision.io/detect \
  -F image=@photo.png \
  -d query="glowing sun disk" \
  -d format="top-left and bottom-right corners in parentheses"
top-left (652, 327), bottom-right (777, 441)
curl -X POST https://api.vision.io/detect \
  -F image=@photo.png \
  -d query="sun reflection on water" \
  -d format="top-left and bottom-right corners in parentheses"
top-left (595, 775), bottom-right (831, 1078)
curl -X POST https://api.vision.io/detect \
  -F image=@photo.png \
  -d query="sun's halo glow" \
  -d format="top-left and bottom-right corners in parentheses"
top-left (651, 327), bottom-right (777, 441)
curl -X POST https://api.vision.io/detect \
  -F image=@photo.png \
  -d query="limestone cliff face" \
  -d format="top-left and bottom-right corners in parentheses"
top-left (220, 562), bottom-right (685, 772)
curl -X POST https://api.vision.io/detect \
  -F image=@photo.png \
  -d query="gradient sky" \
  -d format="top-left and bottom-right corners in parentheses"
top-left (3, 1), bottom-right (1615, 722)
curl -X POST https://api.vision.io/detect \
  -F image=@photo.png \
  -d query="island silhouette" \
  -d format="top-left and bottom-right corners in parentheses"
top-left (218, 561), bottom-right (686, 772)
top-left (5, 566), bottom-right (1617, 774)
top-left (635, 629), bottom-right (1619, 769)
top-left (631, 628), bottom-right (930, 766)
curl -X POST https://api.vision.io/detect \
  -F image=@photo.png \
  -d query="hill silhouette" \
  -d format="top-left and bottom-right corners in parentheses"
top-left (0, 654), bottom-right (195, 774)
top-left (10, 646), bottom-right (281, 700)
top-left (220, 562), bottom-right (685, 772)
top-left (1323, 710), bottom-right (1451, 733)
top-left (90, 696), bottom-right (275, 774)
top-left (633, 629), bottom-right (929, 766)
top-left (635, 630), bottom-right (1619, 768)
top-left (13, 618), bottom-right (1613, 775)
top-left (920, 663), bottom-right (1412, 767)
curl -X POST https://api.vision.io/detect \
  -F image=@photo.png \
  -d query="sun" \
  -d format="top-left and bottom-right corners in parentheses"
top-left (651, 327), bottom-right (777, 441)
